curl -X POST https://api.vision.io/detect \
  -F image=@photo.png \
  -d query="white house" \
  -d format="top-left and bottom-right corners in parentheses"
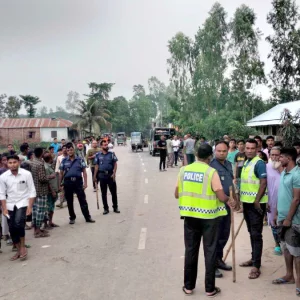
top-left (246, 100), bottom-right (300, 139)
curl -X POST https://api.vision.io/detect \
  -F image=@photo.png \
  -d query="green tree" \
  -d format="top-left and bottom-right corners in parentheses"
top-left (193, 2), bottom-right (228, 116)
top-left (37, 106), bottom-right (48, 117)
top-left (129, 85), bottom-right (156, 133)
top-left (19, 95), bottom-right (41, 118)
top-left (108, 96), bottom-right (132, 133)
top-left (0, 94), bottom-right (7, 117)
top-left (73, 99), bottom-right (111, 135)
top-left (87, 82), bottom-right (114, 101)
top-left (229, 4), bottom-right (267, 122)
top-left (266, 0), bottom-right (300, 103)
top-left (66, 91), bottom-right (80, 113)
top-left (4, 96), bottom-right (22, 117)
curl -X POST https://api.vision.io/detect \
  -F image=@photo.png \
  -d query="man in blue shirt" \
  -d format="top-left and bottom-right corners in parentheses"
top-left (272, 147), bottom-right (300, 290)
top-left (50, 138), bottom-right (60, 154)
top-left (210, 141), bottom-right (236, 278)
top-left (59, 143), bottom-right (95, 224)
top-left (93, 140), bottom-right (120, 215)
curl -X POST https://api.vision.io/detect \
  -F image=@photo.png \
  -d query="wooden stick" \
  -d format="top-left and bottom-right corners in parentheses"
top-left (96, 186), bottom-right (100, 210)
top-left (223, 217), bottom-right (244, 262)
top-left (231, 205), bottom-right (236, 282)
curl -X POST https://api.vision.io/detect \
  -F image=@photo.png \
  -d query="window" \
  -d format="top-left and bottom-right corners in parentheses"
top-left (28, 131), bottom-right (35, 139)
top-left (51, 131), bottom-right (57, 138)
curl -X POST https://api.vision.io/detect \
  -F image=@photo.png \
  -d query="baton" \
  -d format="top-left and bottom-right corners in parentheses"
top-left (96, 185), bottom-right (100, 210)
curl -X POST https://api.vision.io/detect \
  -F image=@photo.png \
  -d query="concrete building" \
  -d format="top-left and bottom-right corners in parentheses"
top-left (0, 118), bottom-right (74, 145)
top-left (246, 100), bottom-right (300, 139)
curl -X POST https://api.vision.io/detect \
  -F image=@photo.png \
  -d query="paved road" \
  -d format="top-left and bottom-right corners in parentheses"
top-left (0, 146), bottom-right (293, 299)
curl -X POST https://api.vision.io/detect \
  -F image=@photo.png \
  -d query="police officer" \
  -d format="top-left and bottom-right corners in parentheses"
top-left (210, 141), bottom-right (236, 278)
top-left (94, 140), bottom-right (120, 215)
top-left (59, 143), bottom-right (95, 224)
top-left (239, 138), bottom-right (267, 280)
top-left (175, 144), bottom-right (235, 297)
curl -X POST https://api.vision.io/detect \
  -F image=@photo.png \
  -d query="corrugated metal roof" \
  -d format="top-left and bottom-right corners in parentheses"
top-left (247, 100), bottom-right (300, 127)
top-left (0, 118), bottom-right (73, 128)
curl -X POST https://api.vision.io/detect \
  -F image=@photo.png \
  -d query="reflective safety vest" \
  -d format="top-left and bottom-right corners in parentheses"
top-left (178, 162), bottom-right (227, 219)
top-left (240, 156), bottom-right (268, 203)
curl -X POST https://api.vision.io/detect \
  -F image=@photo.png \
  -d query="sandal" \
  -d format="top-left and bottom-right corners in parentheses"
top-left (182, 286), bottom-right (193, 296)
top-left (50, 223), bottom-right (60, 228)
top-left (25, 224), bottom-right (32, 230)
top-left (20, 249), bottom-right (28, 261)
top-left (239, 260), bottom-right (253, 267)
top-left (207, 287), bottom-right (221, 298)
top-left (248, 269), bottom-right (261, 279)
top-left (296, 288), bottom-right (300, 297)
top-left (272, 278), bottom-right (295, 285)
top-left (10, 253), bottom-right (20, 261)
top-left (35, 232), bottom-right (50, 238)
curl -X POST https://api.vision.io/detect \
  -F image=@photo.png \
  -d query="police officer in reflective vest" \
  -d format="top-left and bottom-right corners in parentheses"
top-left (175, 144), bottom-right (235, 297)
top-left (93, 140), bottom-right (120, 215)
top-left (59, 143), bottom-right (95, 224)
top-left (239, 138), bottom-right (268, 280)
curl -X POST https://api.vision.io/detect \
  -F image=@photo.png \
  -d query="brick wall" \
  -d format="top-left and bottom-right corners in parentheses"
top-left (0, 128), bottom-right (41, 146)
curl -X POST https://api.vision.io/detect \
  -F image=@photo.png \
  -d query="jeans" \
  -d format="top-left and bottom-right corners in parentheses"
top-left (159, 153), bottom-right (166, 170)
top-left (174, 151), bottom-right (179, 166)
top-left (184, 217), bottom-right (219, 293)
top-left (243, 202), bottom-right (266, 268)
top-left (7, 206), bottom-right (27, 244)
top-left (64, 183), bottom-right (91, 221)
top-left (186, 154), bottom-right (195, 165)
top-left (99, 177), bottom-right (118, 210)
top-left (216, 204), bottom-right (231, 260)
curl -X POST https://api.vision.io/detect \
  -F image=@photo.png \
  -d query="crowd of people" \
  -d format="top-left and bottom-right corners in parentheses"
top-left (175, 133), bottom-right (300, 297)
top-left (0, 135), bottom-right (119, 261)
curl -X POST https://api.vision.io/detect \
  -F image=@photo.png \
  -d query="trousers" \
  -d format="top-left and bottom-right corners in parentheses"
top-left (186, 154), bottom-right (195, 165)
top-left (8, 206), bottom-right (27, 244)
top-left (216, 204), bottom-right (231, 260)
top-left (243, 202), bottom-right (266, 268)
top-left (159, 153), bottom-right (166, 170)
top-left (99, 177), bottom-right (118, 210)
top-left (174, 151), bottom-right (179, 166)
top-left (64, 183), bottom-right (91, 221)
top-left (91, 167), bottom-right (96, 189)
top-left (167, 153), bottom-right (174, 167)
top-left (184, 217), bottom-right (219, 293)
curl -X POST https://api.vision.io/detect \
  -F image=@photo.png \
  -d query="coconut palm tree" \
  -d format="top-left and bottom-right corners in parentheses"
top-left (19, 95), bottom-right (41, 118)
top-left (73, 98), bottom-right (111, 135)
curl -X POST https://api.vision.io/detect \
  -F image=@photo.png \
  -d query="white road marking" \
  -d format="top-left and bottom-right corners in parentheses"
top-left (142, 163), bottom-right (145, 166)
top-left (145, 178), bottom-right (148, 184)
top-left (144, 194), bottom-right (148, 204)
top-left (144, 169), bottom-right (146, 172)
top-left (138, 228), bottom-right (147, 250)
top-left (41, 245), bottom-right (51, 248)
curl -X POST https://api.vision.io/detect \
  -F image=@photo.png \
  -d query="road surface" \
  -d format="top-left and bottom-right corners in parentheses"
top-left (0, 146), bottom-right (292, 299)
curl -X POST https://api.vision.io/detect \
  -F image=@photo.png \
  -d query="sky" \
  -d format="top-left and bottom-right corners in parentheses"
top-left (0, 0), bottom-right (297, 111)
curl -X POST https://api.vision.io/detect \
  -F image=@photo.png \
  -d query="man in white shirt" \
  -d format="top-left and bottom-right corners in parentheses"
top-left (55, 145), bottom-right (68, 208)
top-left (172, 136), bottom-right (181, 166)
top-left (166, 136), bottom-right (174, 168)
top-left (0, 155), bottom-right (36, 261)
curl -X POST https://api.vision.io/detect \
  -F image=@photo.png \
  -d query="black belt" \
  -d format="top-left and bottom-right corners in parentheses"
top-left (99, 171), bottom-right (112, 174)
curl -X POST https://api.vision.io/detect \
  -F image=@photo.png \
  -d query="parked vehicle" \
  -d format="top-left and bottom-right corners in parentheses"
top-left (117, 132), bottom-right (126, 146)
top-left (130, 132), bottom-right (144, 152)
top-left (149, 127), bottom-right (176, 156)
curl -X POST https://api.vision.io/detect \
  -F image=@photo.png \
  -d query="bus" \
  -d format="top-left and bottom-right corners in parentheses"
top-left (149, 127), bottom-right (176, 156)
